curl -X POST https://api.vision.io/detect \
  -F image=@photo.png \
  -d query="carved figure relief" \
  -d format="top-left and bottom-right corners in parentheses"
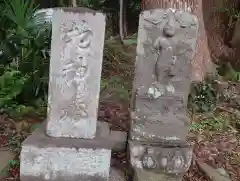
top-left (145, 9), bottom-right (197, 100)
top-left (130, 9), bottom-right (198, 178)
top-left (130, 143), bottom-right (192, 174)
top-left (140, 146), bottom-right (191, 174)
top-left (57, 20), bottom-right (93, 121)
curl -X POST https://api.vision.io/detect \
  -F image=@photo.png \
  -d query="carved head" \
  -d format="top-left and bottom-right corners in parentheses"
top-left (163, 10), bottom-right (176, 37)
top-left (144, 9), bottom-right (197, 38)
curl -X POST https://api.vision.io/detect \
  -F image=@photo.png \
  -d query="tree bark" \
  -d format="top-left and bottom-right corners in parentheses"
top-left (141, 0), bottom-right (239, 81)
top-left (202, 0), bottom-right (239, 68)
top-left (72, 0), bottom-right (77, 7)
top-left (119, 0), bottom-right (124, 42)
top-left (123, 0), bottom-right (128, 37)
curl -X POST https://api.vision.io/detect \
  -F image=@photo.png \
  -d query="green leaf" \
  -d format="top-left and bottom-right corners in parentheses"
top-left (123, 38), bottom-right (137, 45)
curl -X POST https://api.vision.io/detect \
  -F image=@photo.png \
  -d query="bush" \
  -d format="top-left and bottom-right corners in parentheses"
top-left (0, 0), bottom-right (51, 116)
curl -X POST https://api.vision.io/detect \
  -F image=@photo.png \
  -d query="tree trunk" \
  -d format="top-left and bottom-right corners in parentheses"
top-left (123, 0), bottom-right (128, 37)
top-left (141, 0), bottom-right (239, 81)
top-left (119, 0), bottom-right (124, 41)
top-left (72, 0), bottom-right (77, 7)
top-left (202, 0), bottom-right (240, 68)
top-left (59, 0), bottom-right (64, 6)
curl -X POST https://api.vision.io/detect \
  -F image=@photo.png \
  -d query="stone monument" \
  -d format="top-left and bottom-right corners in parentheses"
top-left (20, 7), bottom-right (126, 181)
top-left (129, 8), bottom-right (199, 181)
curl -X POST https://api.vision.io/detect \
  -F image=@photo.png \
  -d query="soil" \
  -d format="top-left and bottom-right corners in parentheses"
top-left (1, 100), bottom-right (239, 181)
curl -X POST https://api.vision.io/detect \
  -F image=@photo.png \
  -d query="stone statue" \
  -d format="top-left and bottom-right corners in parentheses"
top-left (129, 8), bottom-right (199, 181)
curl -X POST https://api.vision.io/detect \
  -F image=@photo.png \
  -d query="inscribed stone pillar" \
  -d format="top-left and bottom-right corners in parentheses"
top-left (46, 8), bottom-right (105, 139)
top-left (129, 8), bottom-right (198, 181)
top-left (20, 8), bottom-right (114, 181)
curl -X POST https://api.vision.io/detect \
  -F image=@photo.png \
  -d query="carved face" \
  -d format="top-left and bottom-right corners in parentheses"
top-left (163, 11), bottom-right (176, 37)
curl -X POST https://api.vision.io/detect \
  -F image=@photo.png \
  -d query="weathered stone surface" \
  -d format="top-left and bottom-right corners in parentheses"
top-left (130, 120), bottom-right (188, 144)
top-left (134, 168), bottom-right (183, 181)
top-left (130, 97), bottom-right (190, 143)
top-left (46, 8), bottom-right (106, 139)
top-left (197, 161), bottom-right (232, 181)
top-left (20, 122), bottom-right (112, 181)
top-left (131, 8), bottom-right (198, 143)
top-left (129, 8), bottom-right (198, 181)
top-left (0, 150), bottom-right (15, 179)
top-left (129, 141), bottom-right (192, 174)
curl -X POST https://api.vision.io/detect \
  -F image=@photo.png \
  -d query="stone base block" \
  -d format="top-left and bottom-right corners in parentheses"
top-left (20, 122), bottom-right (113, 181)
top-left (130, 120), bottom-right (189, 145)
top-left (129, 141), bottom-right (192, 174)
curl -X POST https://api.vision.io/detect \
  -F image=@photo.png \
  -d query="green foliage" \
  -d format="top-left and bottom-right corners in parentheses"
top-left (30, 123), bottom-right (41, 132)
top-left (3, 0), bottom-right (38, 30)
top-left (103, 40), bottom-right (135, 79)
top-left (0, 0), bottom-right (50, 117)
top-left (217, 62), bottom-right (240, 82)
top-left (188, 78), bottom-right (217, 113)
top-left (101, 76), bottom-right (131, 101)
top-left (215, 6), bottom-right (240, 30)
top-left (8, 159), bottom-right (20, 168)
top-left (78, 0), bottom-right (104, 9)
top-left (190, 116), bottom-right (228, 132)
top-left (123, 38), bottom-right (137, 45)
top-left (8, 134), bottom-right (23, 153)
top-left (0, 70), bottom-right (28, 108)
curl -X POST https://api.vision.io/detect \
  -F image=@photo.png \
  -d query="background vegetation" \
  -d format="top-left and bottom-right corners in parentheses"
top-left (0, 0), bottom-right (141, 119)
top-left (0, 0), bottom-right (240, 119)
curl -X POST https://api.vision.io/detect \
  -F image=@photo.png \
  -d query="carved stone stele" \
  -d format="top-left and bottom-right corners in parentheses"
top-left (46, 8), bottom-right (106, 139)
top-left (129, 8), bottom-right (198, 181)
top-left (131, 8), bottom-right (198, 144)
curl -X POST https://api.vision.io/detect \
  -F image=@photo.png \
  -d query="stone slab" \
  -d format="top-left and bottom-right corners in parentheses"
top-left (130, 96), bottom-right (190, 143)
top-left (130, 120), bottom-right (188, 144)
top-left (23, 122), bottom-right (113, 149)
top-left (197, 161), bottom-right (232, 181)
top-left (131, 8), bottom-right (198, 143)
top-left (129, 141), bottom-right (192, 174)
top-left (0, 150), bottom-right (15, 179)
top-left (21, 167), bottom-right (126, 181)
top-left (20, 122), bottom-right (112, 181)
top-left (133, 168), bottom-right (183, 181)
top-left (47, 7), bottom-right (106, 139)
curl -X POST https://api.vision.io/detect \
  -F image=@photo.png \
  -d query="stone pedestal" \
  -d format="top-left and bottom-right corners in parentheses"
top-left (19, 8), bottom-right (126, 181)
top-left (129, 8), bottom-right (199, 181)
top-left (129, 141), bottom-right (192, 180)
top-left (20, 123), bottom-right (112, 181)
top-left (20, 121), bottom-right (127, 181)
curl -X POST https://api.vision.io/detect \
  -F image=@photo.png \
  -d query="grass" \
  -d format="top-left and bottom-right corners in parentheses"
top-left (190, 115), bottom-right (228, 132)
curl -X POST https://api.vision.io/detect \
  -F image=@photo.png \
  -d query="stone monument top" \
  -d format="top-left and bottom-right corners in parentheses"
top-left (46, 8), bottom-right (106, 139)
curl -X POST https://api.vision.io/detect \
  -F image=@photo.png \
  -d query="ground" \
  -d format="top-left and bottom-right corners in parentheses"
top-left (0, 42), bottom-right (239, 181)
